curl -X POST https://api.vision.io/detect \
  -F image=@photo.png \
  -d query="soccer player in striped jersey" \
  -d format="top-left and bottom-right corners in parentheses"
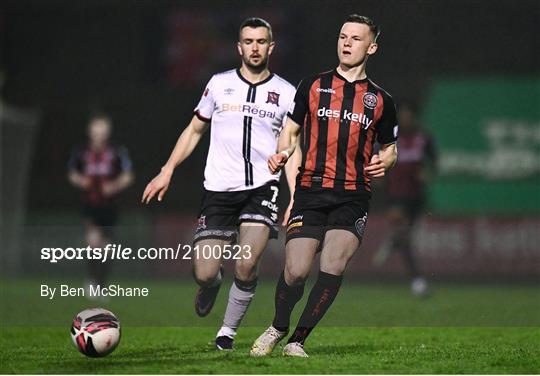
top-left (142, 18), bottom-right (298, 350)
top-left (374, 101), bottom-right (437, 297)
top-left (251, 14), bottom-right (398, 358)
top-left (68, 113), bottom-right (134, 293)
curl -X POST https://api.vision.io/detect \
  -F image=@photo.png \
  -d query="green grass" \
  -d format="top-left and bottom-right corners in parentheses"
top-left (2, 327), bottom-right (539, 374)
top-left (1, 280), bottom-right (539, 373)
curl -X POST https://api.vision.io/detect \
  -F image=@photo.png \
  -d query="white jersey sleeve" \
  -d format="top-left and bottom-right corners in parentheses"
top-left (194, 77), bottom-right (216, 121)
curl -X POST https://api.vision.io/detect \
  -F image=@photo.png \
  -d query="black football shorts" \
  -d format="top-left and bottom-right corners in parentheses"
top-left (286, 186), bottom-right (370, 244)
top-left (388, 196), bottom-right (426, 224)
top-left (81, 204), bottom-right (118, 238)
top-left (194, 180), bottom-right (280, 243)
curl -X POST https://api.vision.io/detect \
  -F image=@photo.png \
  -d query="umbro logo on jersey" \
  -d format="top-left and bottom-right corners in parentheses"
top-left (317, 107), bottom-right (373, 129)
top-left (316, 87), bottom-right (336, 94)
top-left (224, 88), bottom-right (235, 95)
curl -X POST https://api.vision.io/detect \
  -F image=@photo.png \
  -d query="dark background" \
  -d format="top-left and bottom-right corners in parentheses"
top-left (2, 0), bottom-right (538, 215)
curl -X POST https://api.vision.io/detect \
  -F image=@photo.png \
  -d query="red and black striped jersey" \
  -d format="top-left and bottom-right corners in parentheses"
top-left (386, 130), bottom-right (436, 199)
top-left (288, 69), bottom-right (398, 193)
top-left (68, 144), bottom-right (132, 206)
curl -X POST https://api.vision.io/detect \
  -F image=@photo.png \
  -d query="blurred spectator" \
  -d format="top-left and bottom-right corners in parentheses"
top-left (373, 102), bottom-right (437, 297)
top-left (67, 113), bottom-right (134, 295)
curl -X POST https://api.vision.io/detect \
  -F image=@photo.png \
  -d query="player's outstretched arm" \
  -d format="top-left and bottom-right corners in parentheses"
top-left (364, 142), bottom-right (398, 178)
top-left (268, 117), bottom-right (301, 175)
top-left (141, 116), bottom-right (209, 204)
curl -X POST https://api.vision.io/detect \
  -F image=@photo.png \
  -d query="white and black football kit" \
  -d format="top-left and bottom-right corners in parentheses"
top-left (193, 69), bottom-right (295, 241)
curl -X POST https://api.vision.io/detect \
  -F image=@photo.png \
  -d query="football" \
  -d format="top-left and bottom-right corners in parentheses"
top-left (70, 308), bottom-right (121, 357)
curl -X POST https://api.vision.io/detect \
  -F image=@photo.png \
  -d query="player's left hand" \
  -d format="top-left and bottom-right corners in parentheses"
top-left (364, 154), bottom-right (386, 178)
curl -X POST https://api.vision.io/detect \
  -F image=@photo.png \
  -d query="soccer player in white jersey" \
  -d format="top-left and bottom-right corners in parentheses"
top-left (142, 18), bottom-right (297, 350)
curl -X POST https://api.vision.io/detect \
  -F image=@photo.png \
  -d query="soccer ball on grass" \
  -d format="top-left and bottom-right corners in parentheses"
top-left (70, 308), bottom-right (121, 357)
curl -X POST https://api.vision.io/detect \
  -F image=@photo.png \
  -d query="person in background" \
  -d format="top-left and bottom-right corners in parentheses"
top-left (373, 101), bottom-right (437, 297)
top-left (68, 113), bottom-right (134, 294)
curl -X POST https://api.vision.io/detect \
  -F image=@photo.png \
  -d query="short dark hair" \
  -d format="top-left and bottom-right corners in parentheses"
top-left (88, 112), bottom-right (112, 125)
top-left (239, 17), bottom-right (273, 42)
top-left (344, 14), bottom-right (380, 41)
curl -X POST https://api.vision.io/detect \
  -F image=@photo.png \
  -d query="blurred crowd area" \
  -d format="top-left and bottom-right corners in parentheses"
top-left (1, 0), bottom-right (539, 279)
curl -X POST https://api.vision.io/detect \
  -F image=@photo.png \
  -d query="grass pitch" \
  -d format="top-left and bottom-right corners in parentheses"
top-left (1, 280), bottom-right (539, 374)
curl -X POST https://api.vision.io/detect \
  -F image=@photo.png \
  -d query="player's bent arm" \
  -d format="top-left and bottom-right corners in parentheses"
top-left (284, 137), bottom-right (302, 193)
top-left (115, 171), bottom-right (134, 191)
top-left (379, 142), bottom-right (398, 171)
top-left (268, 118), bottom-right (301, 174)
top-left (102, 171), bottom-right (134, 197)
top-left (68, 170), bottom-right (88, 189)
top-left (281, 137), bottom-right (302, 225)
top-left (142, 115), bottom-right (209, 203)
top-left (278, 117), bottom-right (301, 158)
top-left (364, 142), bottom-right (398, 178)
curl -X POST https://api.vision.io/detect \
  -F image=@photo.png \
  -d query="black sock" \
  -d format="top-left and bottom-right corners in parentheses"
top-left (288, 271), bottom-right (342, 344)
top-left (395, 231), bottom-right (419, 278)
top-left (272, 271), bottom-right (305, 332)
top-left (88, 260), bottom-right (108, 286)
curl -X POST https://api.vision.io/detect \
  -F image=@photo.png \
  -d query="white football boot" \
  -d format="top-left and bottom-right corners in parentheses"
top-left (250, 326), bottom-right (288, 357)
top-left (283, 342), bottom-right (309, 358)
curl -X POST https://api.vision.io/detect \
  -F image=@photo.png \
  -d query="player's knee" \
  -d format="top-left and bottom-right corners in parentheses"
top-left (321, 260), bottom-right (347, 276)
top-left (192, 267), bottom-right (219, 287)
top-left (86, 228), bottom-right (103, 248)
top-left (284, 263), bottom-right (309, 285)
top-left (234, 258), bottom-right (258, 281)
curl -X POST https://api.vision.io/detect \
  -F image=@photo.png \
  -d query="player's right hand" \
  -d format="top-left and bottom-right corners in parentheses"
top-left (268, 153), bottom-right (287, 174)
top-left (141, 171), bottom-right (172, 204)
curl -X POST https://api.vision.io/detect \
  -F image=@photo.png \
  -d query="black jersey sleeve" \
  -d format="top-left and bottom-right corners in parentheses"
top-left (116, 145), bottom-right (133, 172)
top-left (377, 93), bottom-right (399, 145)
top-left (424, 133), bottom-right (437, 162)
top-left (287, 78), bottom-right (311, 126)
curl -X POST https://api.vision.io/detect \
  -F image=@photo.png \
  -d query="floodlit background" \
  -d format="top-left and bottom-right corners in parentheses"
top-left (1, 0), bottom-right (539, 327)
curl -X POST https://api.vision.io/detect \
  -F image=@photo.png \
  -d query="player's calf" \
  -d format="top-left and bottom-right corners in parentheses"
top-left (194, 265), bottom-right (224, 317)
top-left (215, 276), bottom-right (258, 350)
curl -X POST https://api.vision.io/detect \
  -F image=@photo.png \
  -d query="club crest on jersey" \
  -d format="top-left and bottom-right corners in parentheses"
top-left (196, 215), bottom-right (206, 231)
top-left (266, 91), bottom-right (280, 106)
top-left (224, 88), bottom-right (235, 95)
top-left (362, 93), bottom-right (378, 109)
top-left (355, 213), bottom-right (368, 238)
